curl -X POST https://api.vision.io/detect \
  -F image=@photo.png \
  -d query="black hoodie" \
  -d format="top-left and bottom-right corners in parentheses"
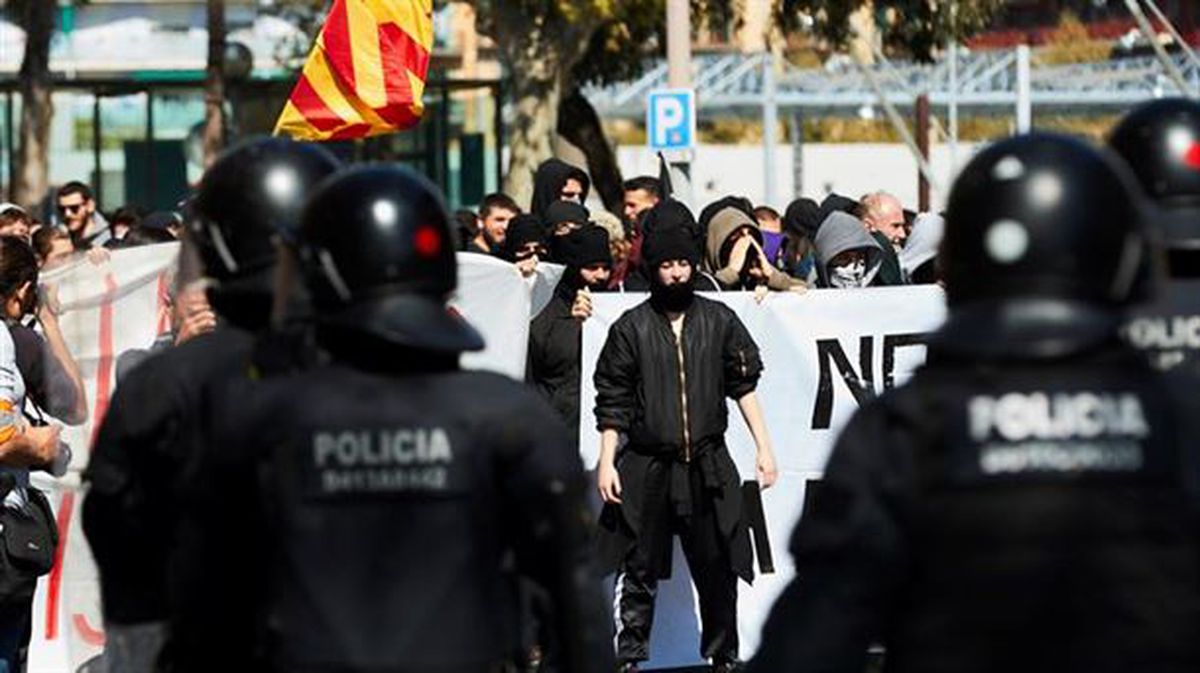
top-left (530, 159), bottom-right (591, 221)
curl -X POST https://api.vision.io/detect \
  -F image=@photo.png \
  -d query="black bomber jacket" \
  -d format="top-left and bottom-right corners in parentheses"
top-left (593, 295), bottom-right (762, 455)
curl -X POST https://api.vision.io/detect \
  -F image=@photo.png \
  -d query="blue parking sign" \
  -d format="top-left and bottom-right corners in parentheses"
top-left (647, 89), bottom-right (696, 152)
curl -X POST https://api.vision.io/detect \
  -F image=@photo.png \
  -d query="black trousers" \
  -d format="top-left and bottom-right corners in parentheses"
top-left (613, 462), bottom-right (738, 665)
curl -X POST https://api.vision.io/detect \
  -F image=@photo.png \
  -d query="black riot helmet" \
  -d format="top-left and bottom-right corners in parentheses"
top-left (189, 136), bottom-right (341, 327)
top-left (298, 165), bottom-right (484, 353)
top-left (942, 132), bottom-right (1149, 309)
top-left (1109, 98), bottom-right (1200, 254)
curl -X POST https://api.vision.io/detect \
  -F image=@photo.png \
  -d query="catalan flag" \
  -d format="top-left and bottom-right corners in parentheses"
top-left (274, 0), bottom-right (433, 141)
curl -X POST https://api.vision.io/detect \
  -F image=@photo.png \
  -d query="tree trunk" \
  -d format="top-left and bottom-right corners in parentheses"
top-left (557, 88), bottom-right (623, 214)
top-left (13, 0), bottom-right (55, 209)
top-left (203, 0), bottom-right (227, 168)
top-left (482, 2), bottom-right (602, 209)
top-left (849, 1), bottom-right (878, 65)
top-left (503, 67), bottom-right (562, 209)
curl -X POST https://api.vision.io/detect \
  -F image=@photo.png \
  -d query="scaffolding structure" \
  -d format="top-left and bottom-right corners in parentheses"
top-left (584, 50), bottom-right (1200, 116)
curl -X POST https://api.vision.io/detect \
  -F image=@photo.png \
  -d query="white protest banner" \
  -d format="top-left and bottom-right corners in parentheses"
top-left (29, 243), bottom-right (182, 673)
top-left (29, 248), bottom-right (550, 671)
top-left (580, 286), bottom-right (948, 669)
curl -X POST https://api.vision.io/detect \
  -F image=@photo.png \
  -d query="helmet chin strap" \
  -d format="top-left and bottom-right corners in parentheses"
top-left (206, 221), bottom-right (240, 274)
top-left (317, 248), bottom-right (353, 302)
top-left (1110, 231), bottom-right (1145, 303)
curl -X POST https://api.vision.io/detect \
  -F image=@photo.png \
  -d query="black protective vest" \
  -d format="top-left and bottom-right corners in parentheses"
top-left (1125, 278), bottom-right (1200, 375)
top-left (184, 362), bottom-right (609, 673)
top-left (883, 350), bottom-right (1200, 673)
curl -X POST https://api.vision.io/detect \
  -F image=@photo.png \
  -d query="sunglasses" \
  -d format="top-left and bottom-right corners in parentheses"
top-left (57, 203), bottom-right (85, 214)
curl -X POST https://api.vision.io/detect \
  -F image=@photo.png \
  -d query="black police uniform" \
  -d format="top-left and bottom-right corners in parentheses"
top-left (1111, 98), bottom-right (1200, 374)
top-left (183, 166), bottom-right (612, 673)
top-left (82, 137), bottom-right (340, 671)
top-left (749, 134), bottom-right (1200, 673)
top-left (84, 328), bottom-right (254, 624)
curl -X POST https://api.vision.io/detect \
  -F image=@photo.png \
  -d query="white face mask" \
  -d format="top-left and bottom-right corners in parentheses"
top-left (829, 259), bottom-right (867, 288)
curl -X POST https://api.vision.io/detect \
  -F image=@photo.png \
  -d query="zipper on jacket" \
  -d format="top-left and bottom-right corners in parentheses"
top-left (674, 326), bottom-right (692, 463)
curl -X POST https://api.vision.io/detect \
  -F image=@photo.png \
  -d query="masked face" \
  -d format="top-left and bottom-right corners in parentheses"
top-left (579, 263), bottom-right (611, 291)
top-left (560, 178), bottom-right (585, 204)
top-left (650, 259), bottom-right (695, 312)
top-left (829, 259), bottom-right (867, 288)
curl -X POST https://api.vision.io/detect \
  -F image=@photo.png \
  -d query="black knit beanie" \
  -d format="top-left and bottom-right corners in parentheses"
top-left (556, 225), bottom-right (612, 269)
top-left (643, 224), bottom-right (700, 269)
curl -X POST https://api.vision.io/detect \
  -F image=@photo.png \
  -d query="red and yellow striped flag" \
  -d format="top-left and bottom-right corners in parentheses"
top-left (274, 0), bottom-right (433, 141)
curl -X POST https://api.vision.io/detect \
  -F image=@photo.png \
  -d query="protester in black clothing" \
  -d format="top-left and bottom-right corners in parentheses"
top-left (618, 200), bottom-right (720, 293)
top-left (503, 214), bottom-right (548, 278)
top-left (594, 225), bottom-right (779, 672)
top-left (527, 225), bottom-right (612, 436)
top-left (1110, 98), bottom-right (1200, 373)
top-left (192, 165), bottom-right (611, 673)
top-left (82, 138), bottom-right (341, 673)
top-left (749, 133), bottom-right (1200, 673)
top-left (545, 201), bottom-right (589, 238)
top-left (531, 159), bottom-right (590, 221)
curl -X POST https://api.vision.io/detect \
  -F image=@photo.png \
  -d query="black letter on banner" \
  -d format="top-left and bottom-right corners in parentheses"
top-left (811, 336), bottom-right (875, 430)
top-left (882, 333), bottom-right (928, 391)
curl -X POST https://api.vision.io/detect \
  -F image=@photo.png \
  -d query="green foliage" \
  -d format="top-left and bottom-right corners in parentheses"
top-left (780, 0), bottom-right (1006, 61)
top-left (563, 1), bottom-right (745, 89)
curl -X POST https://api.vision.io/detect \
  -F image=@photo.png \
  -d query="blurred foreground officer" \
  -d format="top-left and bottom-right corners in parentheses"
top-left (748, 133), bottom-right (1200, 673)
top-left (199, 166), bottom-right (611, 673)
top-left (81, 137), bottom-right (340, 672)
top-left (1111, 98), bottom-right (1200, 372)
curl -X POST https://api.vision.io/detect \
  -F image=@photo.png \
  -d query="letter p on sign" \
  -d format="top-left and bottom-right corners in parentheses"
top-left (647, 89), bottom-right (696, 152)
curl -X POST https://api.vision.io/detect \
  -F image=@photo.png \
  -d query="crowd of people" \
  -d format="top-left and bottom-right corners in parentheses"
top-left (454, 158), bottom-right (944, 298)
top-left (0, 94), bottom-right (1196, 673)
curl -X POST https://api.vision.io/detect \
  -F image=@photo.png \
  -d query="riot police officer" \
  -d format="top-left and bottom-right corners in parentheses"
top-left (190, 165), bottom-right (612, 673)
top-left (1110, 98), bottom-right (1200, 372)
top-left (82, 137), bottom-right (341, 672)
top-left (747, 133), bottom-right (1200, 673)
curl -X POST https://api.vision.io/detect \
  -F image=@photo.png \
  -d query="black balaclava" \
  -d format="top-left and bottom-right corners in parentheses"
top-left (555, 225), bottom-right (613, 295)
top-left (643, 225), bottom-right (700, 313)
top-left (500, 214), bottom-right (545, 262)
top-left (544, 201), bottom-right (591, 262)
top-left (545, 201), bottom-right (590, 231)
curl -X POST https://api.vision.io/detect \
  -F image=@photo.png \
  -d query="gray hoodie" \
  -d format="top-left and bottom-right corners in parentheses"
top-left (814, 211), bottom-right (883, 288)
top-left (899, 213), bottom-right (944, 282)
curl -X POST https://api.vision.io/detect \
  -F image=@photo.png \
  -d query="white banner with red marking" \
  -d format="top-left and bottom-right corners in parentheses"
top-left (27, 248), bottom-right (557, 672)
top-left (29, 243), bottom-right (180, 673)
